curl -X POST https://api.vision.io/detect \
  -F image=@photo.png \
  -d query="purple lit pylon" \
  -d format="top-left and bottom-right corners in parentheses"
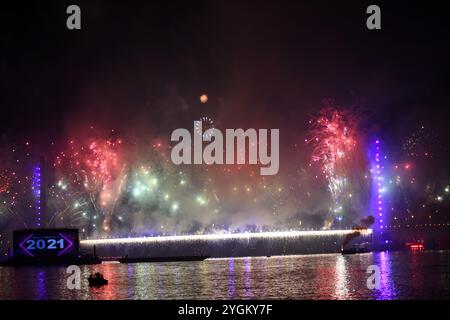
top-left (32, 157), bottom-right (47, 228)
top-left (370, 139), bottom-right (387, 243)
top-left (32, 164), bottom-right (42, 227)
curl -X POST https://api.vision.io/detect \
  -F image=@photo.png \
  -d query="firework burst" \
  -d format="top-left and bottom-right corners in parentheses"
top-left (195, 116), bottom-right (215, 139)
top-left (306, 102), bottom-right (363, 220)
top-left (54, 135), bottom-right (125, 233)
top-left (0, 142), bottom-right (36, 229)
top-left (0, 169), bottom-right (12, 194)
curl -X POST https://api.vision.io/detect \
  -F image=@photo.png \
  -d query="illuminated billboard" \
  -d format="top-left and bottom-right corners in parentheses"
top-left (13, 229), bottom-right (79, 259)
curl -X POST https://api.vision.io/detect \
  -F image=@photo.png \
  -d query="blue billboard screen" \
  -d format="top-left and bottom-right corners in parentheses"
top-left (13, 229), bottom-right (79, 259)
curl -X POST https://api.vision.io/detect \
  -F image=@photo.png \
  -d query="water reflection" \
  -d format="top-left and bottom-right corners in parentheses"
top-left (90, 263), bottom-right (119, 300)
top-left (375, 251), bottom-right (396, 299)
top-left (334, 255), bottom-right (349, 299)
top-left (228, 258), bottom-right (235, 298)
top-left (127, 264), bottom-right (134, 298)
top-left (155, 264), bottom-right (165, 299)
top-left (37, 270), bottom-right (47, 299)
top-left (0, 251), bottom-right (449, 299)
top-left (244, 257), bottom-right (252, 298)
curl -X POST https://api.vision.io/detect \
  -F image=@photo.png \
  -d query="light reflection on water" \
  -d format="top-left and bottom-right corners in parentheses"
top-left (334, 255), bottom-right (348, 299)
top-left (377, 251), bottom-right (395, 299)
top-left (1, 250), bottom-right (450, 300)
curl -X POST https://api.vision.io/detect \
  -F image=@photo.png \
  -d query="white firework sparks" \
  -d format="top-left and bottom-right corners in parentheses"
top-left (195, 116), bottom-right (215, 139)
top-left (81, 229), bottom-right (373, 245)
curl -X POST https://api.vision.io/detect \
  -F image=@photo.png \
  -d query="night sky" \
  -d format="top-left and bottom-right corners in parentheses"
top-left (0, 1), bottom-right (449, 236)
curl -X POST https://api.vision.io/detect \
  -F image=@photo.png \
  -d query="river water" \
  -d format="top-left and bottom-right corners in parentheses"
top-left (1, 250), bottom-right (449, 299)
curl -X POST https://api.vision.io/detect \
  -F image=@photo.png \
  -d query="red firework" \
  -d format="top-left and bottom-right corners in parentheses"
top-left (305, 104), bottom-right (362, 208)
top-left (0, 169), bottom-right (12, 194)
top-left (55, 136), bottom-right (123, 192)
top-left (306, 106), bottom-right (358, 176)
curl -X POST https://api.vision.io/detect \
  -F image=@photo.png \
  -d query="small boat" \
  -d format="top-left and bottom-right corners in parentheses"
top-left (341, 242), bottom-right (371, 255)
top-left (341, 247), bottom-right (371, 255)
top-left (88, 272), bottom-right (108, 286)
